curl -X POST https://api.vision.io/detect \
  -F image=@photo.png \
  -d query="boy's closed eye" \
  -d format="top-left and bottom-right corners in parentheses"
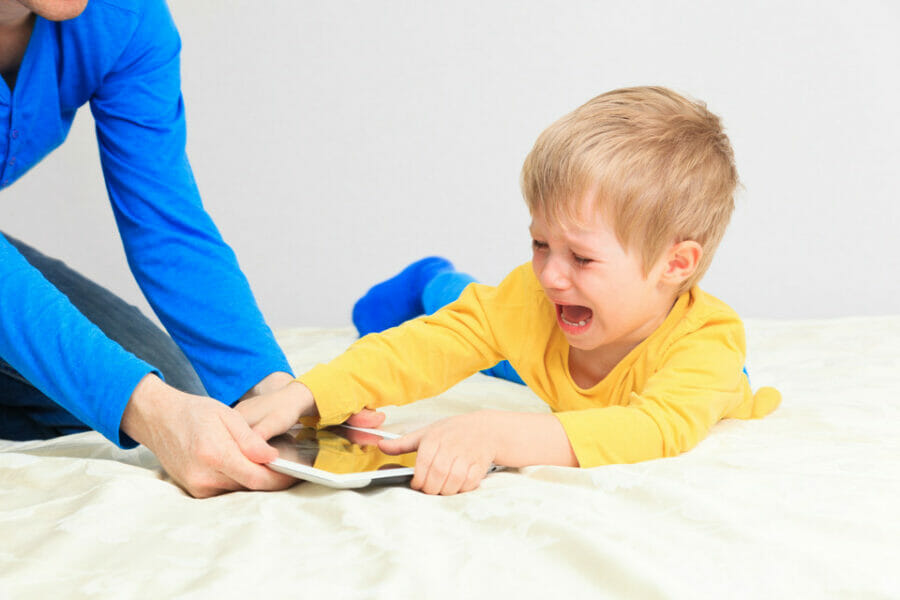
top-left (532, 239), bottom-right (595, 267)
top-left (572, 253), bottom-right (593, 266)
top-left (531, 239), bottom-right (548, 252)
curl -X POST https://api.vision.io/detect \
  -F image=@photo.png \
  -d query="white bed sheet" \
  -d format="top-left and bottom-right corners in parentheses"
top-left (1, 317), bottom-right (899, 599)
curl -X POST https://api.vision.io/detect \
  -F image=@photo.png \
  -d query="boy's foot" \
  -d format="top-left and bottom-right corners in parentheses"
top-left (422, 270), bottom-right (478, 315)
top-left (352, 256), bottom-right (454, 336)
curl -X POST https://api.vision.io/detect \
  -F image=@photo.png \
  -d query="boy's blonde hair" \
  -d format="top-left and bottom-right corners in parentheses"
top-left (521, 86), bottom-right (738, 292)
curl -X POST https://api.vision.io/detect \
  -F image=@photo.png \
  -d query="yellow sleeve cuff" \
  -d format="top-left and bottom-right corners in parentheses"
top-left (297, 365), bottom-right (362, 427)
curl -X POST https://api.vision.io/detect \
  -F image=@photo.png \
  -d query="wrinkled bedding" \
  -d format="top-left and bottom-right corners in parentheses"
top-left (2, 317), bottom-right (899, 598)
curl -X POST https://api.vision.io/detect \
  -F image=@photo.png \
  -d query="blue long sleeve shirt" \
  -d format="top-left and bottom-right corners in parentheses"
top-left (0, 0), bottom-right (292, 446)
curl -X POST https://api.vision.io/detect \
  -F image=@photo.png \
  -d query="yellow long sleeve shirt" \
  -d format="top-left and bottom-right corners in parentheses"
top-left (299, 263), bottom-right (780, 468)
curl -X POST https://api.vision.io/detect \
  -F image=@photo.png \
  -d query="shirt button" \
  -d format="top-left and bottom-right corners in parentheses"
top-left (7, 157), bottom-right (15, 166)
top-left (10, 130), bottom-right (18, 139)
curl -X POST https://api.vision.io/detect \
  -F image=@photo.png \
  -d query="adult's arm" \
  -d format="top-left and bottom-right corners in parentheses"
top-left (88, 0), bottom-right (292, 404)
top-left (85, 1), bottom-right (293, 495)
top-left (0, 234), bottom-right (155, 445)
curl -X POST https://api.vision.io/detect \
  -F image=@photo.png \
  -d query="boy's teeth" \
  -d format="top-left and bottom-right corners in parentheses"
top-left (560, 304), bottom-right (592, 326)
top-left (561, 316), bottom-right (587, 327)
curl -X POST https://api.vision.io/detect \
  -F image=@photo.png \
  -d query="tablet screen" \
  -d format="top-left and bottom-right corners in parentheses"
top-left (269, 425), bottom-right (417, 475)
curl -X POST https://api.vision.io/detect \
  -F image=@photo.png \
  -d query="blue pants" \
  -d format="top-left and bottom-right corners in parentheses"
top-left (0, 233), bottom-right (205, 441)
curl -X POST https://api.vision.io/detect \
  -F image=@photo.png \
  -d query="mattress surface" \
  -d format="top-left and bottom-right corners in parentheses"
top-left (2, 318), bottom-right (898, 598)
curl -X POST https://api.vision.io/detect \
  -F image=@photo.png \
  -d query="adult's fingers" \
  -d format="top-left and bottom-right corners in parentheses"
top-left (181, 472), bottom-right (244, 499)
top-left (219, 411), bottom-right (295, 491)
top-left (227, 410), bottom-right (278, 464)
top-left (217, 442), bottom-right (296, 493)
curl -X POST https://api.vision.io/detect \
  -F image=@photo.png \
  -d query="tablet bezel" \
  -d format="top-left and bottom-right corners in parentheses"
top-left (266, 425), bottom-right (415, 489)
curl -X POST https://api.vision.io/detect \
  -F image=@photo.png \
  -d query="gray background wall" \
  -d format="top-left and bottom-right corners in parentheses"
top-left (3, 0), bottom-right (898, 328)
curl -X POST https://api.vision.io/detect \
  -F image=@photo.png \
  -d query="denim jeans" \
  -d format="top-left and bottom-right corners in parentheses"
top-left (0, 233), bottom-right (205, 441)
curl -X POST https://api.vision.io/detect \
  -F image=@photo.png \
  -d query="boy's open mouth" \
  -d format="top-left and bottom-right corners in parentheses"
top-left (556, 304), bottom-right (593, 331)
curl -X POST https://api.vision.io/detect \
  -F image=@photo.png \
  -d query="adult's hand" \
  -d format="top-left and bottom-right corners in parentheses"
top-left (121, 373), bottom-right (296, 498)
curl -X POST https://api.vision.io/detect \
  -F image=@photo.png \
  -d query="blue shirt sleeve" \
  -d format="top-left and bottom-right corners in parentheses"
top-left (0, 0), bottom-right (291, 447)
top-left (0, 235), bottom-right (157, 446)
top-left (88, 0), bottom-right (292, 403)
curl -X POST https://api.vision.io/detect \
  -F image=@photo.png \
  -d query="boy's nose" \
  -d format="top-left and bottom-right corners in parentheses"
top-left (537, 255), bottom-right (572, 291)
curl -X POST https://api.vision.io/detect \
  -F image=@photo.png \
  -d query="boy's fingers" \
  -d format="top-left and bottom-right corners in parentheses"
top-left (440, 459), bottom-right (468, 495)
top-left (342, 428), bottom-right (383, 446)
top-left (421, 454), bottom-right (454, 495)
top-left (379, 429), bottom-right (425, 455)
top-left (460, 463), bottom-right (484, 493)
top-left (234, 401), bottom-right (279, 438)
top-left (346, 408), bottom-right (386, 428)
top-left (410, 437), bottom-right (439, 491)
top-left (250, 412), bottom-right (291, 443)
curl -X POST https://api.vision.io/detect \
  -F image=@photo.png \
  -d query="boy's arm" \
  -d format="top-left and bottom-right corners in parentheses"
top-left (236, 266), bottom-right (537, 446)
top-left (378, 314), bottom-right (761, 494)
top-left (376, 316), bottom-right (771, 494)
top-left (300, 281), bottom-right (512, 426)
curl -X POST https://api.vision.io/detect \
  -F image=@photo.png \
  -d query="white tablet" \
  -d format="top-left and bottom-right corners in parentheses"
top-left (267, 424), bottom-right (416, 489)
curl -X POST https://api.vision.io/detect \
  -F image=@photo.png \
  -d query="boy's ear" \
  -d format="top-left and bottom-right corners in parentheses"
top-left (660, 240), bottom-right (702, 286)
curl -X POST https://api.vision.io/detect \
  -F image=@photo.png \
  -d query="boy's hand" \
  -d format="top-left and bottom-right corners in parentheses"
top-left (378, 411), bottom-right (500, 495)
top-left (346, 408), bottom-right (387, 429)
top-left (236, 381), bottom-right (387, 440)
top-left (379, 411), bottom-right (579, 496)
top-left (236, 381), bottom-right (316, 440)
